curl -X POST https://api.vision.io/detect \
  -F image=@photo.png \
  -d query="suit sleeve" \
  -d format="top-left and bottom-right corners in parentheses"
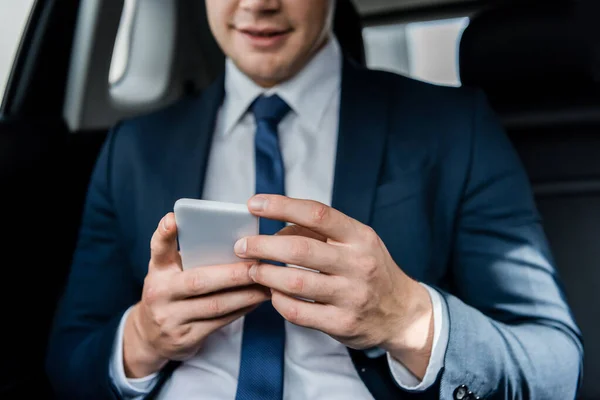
top-left (45, 125), bottom-right (141, 400)
top-left (436, 91), bottom-right (584, 399)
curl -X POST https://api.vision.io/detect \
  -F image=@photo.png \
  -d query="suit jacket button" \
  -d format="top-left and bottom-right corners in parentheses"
top-left (454, 385), bottom-right (469, 400)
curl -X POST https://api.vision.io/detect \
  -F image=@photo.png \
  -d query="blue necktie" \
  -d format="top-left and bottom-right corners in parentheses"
top-left (235, 94), bottom-right (290, 400)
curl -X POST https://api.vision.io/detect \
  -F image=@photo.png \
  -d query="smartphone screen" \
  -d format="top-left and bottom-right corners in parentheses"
top-left (174, 198), bottom-right (259, 269)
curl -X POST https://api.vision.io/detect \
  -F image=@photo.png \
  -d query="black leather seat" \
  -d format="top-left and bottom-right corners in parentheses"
top-left (334, 0), bottom-right (367, 67)
top-left (460, 2), bottom-right (600, 398)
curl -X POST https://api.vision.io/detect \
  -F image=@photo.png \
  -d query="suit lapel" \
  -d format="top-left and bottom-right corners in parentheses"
top-left (167, 60), bottom-right (389, 222)
top-left (331, 60), bottom-right (389, 225)
top-left (164, 74), bottom-right (225, 204)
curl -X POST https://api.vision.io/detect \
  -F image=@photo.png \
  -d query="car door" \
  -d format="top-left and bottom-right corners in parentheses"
top-left (0, 1), bottom-right (108, 397)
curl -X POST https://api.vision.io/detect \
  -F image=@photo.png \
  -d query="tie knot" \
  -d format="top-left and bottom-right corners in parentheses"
top-left (251, 94), bottom-right (290, 125)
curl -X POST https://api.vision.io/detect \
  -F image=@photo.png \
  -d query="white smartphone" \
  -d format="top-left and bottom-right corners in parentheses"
top-left (173, 198), bottom-right (259, 270)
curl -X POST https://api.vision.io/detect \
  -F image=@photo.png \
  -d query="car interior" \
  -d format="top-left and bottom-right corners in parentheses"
top-left (0, 0), bottom-right (597, 398)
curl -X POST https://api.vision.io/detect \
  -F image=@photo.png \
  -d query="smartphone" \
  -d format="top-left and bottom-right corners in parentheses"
top-left (173, 198), bottom-right (259, 270)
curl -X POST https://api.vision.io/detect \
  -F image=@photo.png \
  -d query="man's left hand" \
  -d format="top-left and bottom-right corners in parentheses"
top-left (234, 195), bottom-right (435, 379)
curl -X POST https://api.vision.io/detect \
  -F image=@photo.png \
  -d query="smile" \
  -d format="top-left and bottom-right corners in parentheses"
top-left (237, 27), bottom-right (293, 49)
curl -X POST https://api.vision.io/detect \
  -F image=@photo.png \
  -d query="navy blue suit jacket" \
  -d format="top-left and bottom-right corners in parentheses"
top-left (46, 59), bottom-right (583, 399)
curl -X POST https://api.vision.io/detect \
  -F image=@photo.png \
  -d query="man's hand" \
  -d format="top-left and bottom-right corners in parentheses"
top-left (123, 212), bottom-right (270, 378)
top-left (234, 195), bottom-right (435, 379)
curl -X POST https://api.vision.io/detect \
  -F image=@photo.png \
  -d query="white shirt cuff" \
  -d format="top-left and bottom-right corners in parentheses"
top-left (386, 283), bottom-right (449, 391)
top-left (109, 306), bottom-right (160, 398)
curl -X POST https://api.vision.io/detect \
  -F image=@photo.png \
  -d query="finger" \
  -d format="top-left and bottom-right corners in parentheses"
top-left (177, 286), bottom-right (270, 322)
top-left (270, 290), bottom-right (340, 333)
top-left (171, 262), bottom-right (256, 299)
top-left (249, 263), bottom-right (343, 303)
top-left (235, 234), bottom-right (345, 275)
top-left (276, 224), bottom-right (326, 242)
top-left (247, 195), bottom-right (363, 243)
top-left (195, 304), bottom-right (260, 336)
top-left (149, 213), bottom-right (180, 269)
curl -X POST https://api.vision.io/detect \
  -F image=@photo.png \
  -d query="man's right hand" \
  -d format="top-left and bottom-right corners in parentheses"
top-left (123, 212), bottom-right (270, 378)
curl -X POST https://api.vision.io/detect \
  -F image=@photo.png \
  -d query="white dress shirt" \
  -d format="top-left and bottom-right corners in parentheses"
top-left (109, 36), bottom-right (449, 399)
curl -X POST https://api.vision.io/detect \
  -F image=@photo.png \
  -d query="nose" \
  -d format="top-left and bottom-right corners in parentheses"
top-left (239, 0), bottom-right (281, 13)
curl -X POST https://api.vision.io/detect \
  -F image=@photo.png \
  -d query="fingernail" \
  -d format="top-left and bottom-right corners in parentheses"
top-left (234, 238), bottom-right (247, 254)
top-left (162, 216), bottom-right (170, 231)
top-left (249, 196), bottom-right (267, 211)
top-left (249, 264), bottom-right (258, 279)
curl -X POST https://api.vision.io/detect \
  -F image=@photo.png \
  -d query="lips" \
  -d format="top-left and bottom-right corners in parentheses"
top-left (236, 27), bottom-right (293, 49)
top-left (239, 28), bottom-right (292, 37)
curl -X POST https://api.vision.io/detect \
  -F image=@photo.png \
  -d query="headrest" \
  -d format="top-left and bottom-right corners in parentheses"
top-left (334, 0), bottom-right (366, 66)
top-left (459, 1), bottom-right (600, 105)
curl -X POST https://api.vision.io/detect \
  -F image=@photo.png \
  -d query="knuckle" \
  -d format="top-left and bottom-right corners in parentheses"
top-left (353, 287), bottom-right (371, 310)
top-left (342, 314), bottom-right (359, 336)
top-left (289, 238), bottom-right (310, 261)
top-left (329, 276), bottom-right (346, 299)
top-left (310, 203), bottom-right (329, 225)
top-left (149, 236), bottom-right (161, 256)
top-left (246, 289), bottom-right (259, 303)
top-left (186, 272), bottom-right (205, 293)
top-left (176, 324), bottom-right (192, 339)
top-left (286, 273), bottom-right (305, 294)
top-left (143, 279), bottom-right (164, 304)
top-left (170, 325), bottom-right (192, 350)
top-left (360, 255), bottom-right (379, 278)
top-left (152, 309), bottom-right (169, 327)
top-left (142, 276), bottom-right (154, 296)
top-left (229, 264), bottom-right (247, 284)
top-left (207, 297), bottom-right (222, 315)
top-left (362, 225), bottom-right (379, 245)
top-left (282, 303), bottom-right (300, 324)
top-left (247, 288), bottom-right (267, 304)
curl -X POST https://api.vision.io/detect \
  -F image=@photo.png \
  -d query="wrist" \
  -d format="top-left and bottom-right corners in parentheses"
top-left (381, 281), bottom-right (434, 379)
top-left (123, 304), bottom-right (168, 378)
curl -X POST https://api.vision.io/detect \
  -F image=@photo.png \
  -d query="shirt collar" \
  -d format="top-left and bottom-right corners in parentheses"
top-left (222, 35), bottom-right (342, 135)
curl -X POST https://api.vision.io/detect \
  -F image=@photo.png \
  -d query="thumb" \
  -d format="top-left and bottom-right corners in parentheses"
top-left (149, 212), bottom-right (180, 270)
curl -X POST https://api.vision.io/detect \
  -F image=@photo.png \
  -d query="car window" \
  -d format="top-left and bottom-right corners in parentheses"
top-left (0, 0), bottom-right (36, 104)
top-left (363, 17), bottom-right (470, 87)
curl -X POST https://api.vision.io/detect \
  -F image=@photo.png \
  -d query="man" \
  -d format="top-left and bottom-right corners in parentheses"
top-left (45, 0), bottom-right (583, 399)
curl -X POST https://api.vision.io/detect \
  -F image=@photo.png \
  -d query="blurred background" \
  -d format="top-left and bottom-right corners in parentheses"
top-left (0, 0), bottom-right (35, 97)
top-left (1, 0), bottom-right (469, 106)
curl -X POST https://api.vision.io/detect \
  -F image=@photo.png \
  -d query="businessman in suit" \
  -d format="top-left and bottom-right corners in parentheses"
top-left (45, 0), bottom-right (583, 399)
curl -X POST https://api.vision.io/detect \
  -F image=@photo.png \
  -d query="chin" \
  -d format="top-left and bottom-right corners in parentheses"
top-left (237, 57), bottom-right (292, 86)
